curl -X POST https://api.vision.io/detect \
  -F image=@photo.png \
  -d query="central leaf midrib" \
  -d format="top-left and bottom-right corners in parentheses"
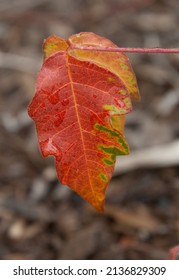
top-left (66, 53), bottom-right (98, 207)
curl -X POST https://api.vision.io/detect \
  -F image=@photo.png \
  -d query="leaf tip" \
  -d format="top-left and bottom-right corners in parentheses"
top-left (93, 202), bottom-right (105, 213)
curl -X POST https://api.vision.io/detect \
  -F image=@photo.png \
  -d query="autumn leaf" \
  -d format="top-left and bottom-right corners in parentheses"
top-left (28, 32), bottom-right (140, 212)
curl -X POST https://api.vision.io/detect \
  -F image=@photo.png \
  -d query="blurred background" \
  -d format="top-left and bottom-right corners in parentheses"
top-left (0, 0), bottom-right (179, 260)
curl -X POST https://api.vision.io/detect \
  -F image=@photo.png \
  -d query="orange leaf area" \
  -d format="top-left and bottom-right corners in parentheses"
top-left (28, 32), bottom-right (140, 212)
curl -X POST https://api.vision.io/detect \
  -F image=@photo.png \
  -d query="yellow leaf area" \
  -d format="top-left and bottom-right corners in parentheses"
top-left (68, 32), bottom-right (140, 101)
top-left (31, 32), bottom-right (140, 212)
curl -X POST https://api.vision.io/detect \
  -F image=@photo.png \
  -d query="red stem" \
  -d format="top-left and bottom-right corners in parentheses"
top-left (72, 45), bottom-right (179, 54)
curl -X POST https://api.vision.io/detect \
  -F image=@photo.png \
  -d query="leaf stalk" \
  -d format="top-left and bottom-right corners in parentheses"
top-left (72, 45), bottom-right (179, 54)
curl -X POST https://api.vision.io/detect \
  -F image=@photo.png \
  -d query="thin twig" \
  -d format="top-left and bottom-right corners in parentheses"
top-left (71, 45), bottom-right (179, 54)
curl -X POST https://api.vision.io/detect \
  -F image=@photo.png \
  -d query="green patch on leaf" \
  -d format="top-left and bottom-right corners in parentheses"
top-left (120, 63), bottom-right (129, 70)
top-left (118, 136), bottom-right (129, 154)
top-left (119, 89), bottom-right (127, 95)
top-left (129, 77), bottom-right (135, 85)
top-left (100, 173), bottom-right (107, 181)
top-left (103, 104), bottom-right (128, 114)
top-left (99, 145), bottom-right (126, 156)
top-left (103, 158), bottom-right (114, 166)
top-left (95, 123), bottom-right (129, 155)
top-left (95, 123), bottom-right (119, 138)
top-left (123, 97), bottom-right (132, 110)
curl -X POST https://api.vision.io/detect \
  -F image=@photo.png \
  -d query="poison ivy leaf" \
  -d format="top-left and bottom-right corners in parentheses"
top-left (28, 32), bottom-right (140, 212)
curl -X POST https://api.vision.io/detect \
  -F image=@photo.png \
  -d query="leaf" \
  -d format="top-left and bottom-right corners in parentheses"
top-left (28, 32), bottom-right (140, 212)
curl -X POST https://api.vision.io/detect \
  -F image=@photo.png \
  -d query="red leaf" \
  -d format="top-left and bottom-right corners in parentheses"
top-left (28, 32), bottom-right (140, 212)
